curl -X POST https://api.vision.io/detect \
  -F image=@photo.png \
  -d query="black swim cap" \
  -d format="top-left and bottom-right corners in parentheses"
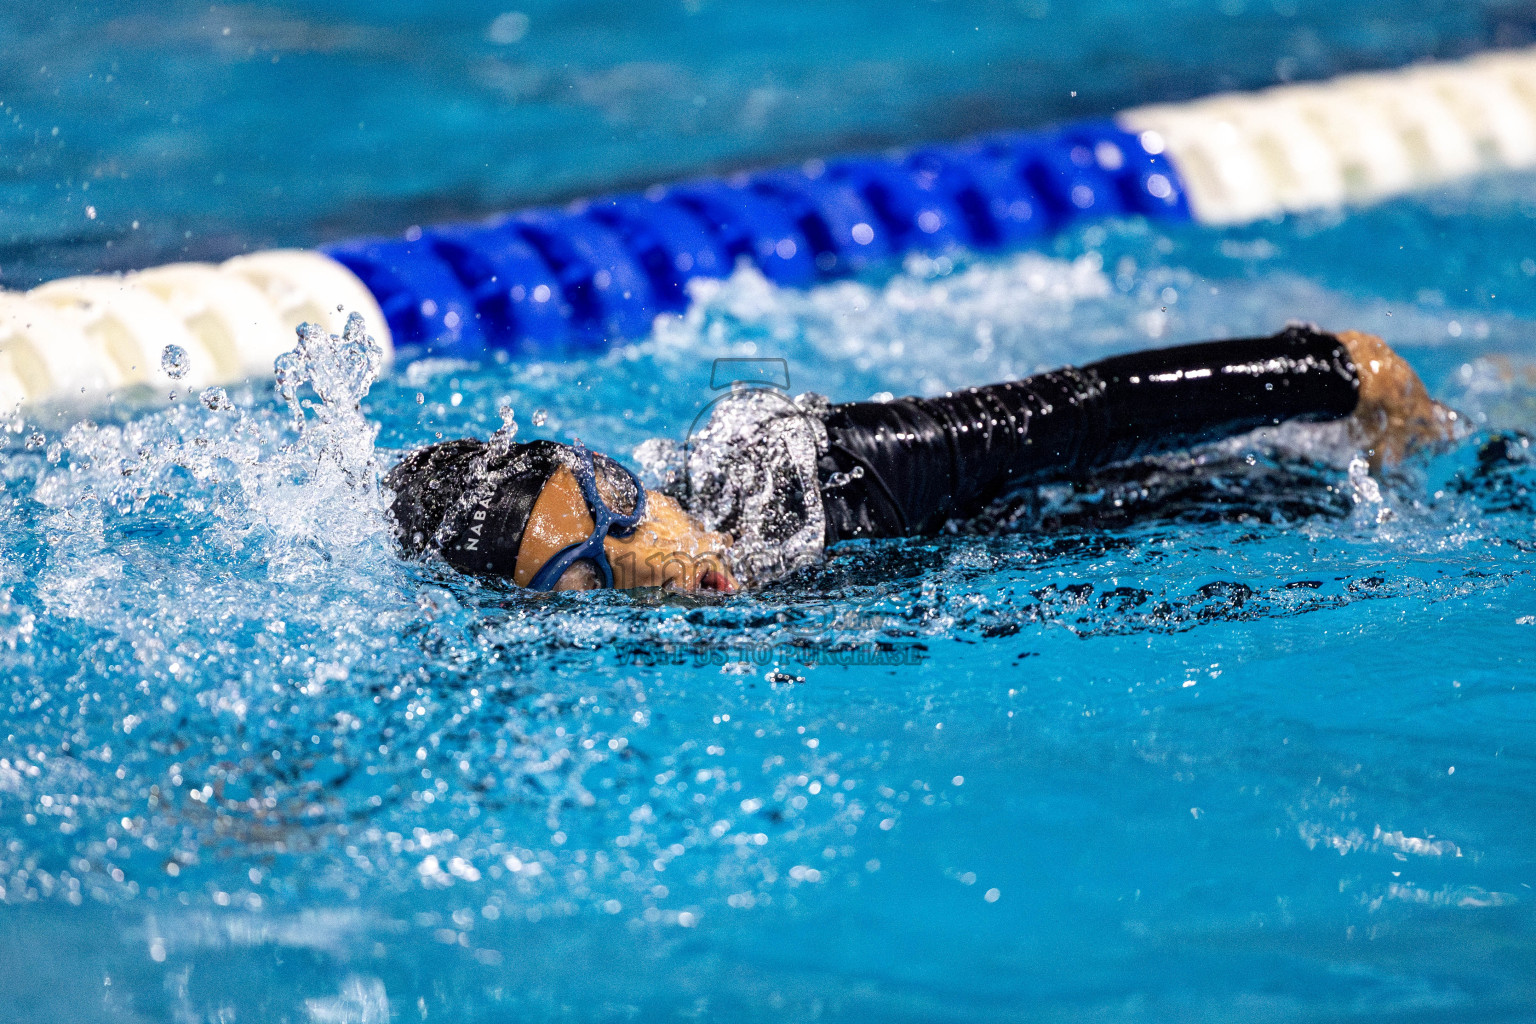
top-left (385, 438), bottom-right (566, 576)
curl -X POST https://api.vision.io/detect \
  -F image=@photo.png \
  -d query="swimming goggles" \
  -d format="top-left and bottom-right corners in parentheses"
top-left (527, 441), bottom-right (648, 591)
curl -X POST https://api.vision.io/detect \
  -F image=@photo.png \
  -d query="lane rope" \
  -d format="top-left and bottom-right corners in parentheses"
top-left (1120, 46), bottom-right (1536, 222)
top-left (1, 253), bottom-right (389, 409)
top-left (3, 44), bottom-right (1535, 407)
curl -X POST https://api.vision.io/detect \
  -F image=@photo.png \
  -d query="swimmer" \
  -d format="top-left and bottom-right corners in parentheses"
top-left (385, 326), bottom-right (1455, 593)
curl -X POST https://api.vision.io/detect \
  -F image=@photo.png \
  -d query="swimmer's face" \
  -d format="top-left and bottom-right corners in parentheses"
top-left (514, 464), bottom-right (737, 593)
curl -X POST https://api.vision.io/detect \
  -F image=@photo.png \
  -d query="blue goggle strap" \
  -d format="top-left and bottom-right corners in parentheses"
top-left (527, 442), bottom-right (648, 592)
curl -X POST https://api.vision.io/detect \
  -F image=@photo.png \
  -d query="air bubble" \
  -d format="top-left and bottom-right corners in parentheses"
top-left (824, 465), bottom-right (865, 489)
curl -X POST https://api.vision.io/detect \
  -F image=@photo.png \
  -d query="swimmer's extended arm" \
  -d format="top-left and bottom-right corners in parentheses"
top-left (386, 326), bottom-right (1448, 591)
top-left (817, 326), bottom-right (1452, 541)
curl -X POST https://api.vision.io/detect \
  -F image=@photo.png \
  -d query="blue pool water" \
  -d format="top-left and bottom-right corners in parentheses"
top-left (4, 0), bottom-right (1535, 282)
top-left (5, 4), bottom-right (1536, 1023)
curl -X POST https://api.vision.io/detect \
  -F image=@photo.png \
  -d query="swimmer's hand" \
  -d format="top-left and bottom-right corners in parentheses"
top-left (1338, 330), bottom-right (1460, 470)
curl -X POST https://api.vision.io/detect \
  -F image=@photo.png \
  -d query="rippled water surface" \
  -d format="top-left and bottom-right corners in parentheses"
top-left (4, 188), bottom-right (1536, 1020)
top-left (5, 3), bottom-right (1536, 1022)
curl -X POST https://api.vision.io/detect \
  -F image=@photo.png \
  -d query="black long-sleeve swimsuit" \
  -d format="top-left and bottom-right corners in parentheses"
top-left (815, 326), bottom-right (1360, 542)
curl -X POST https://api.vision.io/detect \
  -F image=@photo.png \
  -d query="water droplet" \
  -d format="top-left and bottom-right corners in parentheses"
top-left (200, 386), bottom-right (233, 412)
top-left (273, 350), bottom-right (304, 406)
top-left (45, 442), bottom-right (62, 464)
top-left (531, 408), bottom-right (548, 427)
top-left (486, 403), bottom-right (519, 456)
top-left (415, 392), bottom-right (425, 405)
top-left (25, 432), bottom-right (45, 449)
top-left (161, 344), bottom-right (190, 380)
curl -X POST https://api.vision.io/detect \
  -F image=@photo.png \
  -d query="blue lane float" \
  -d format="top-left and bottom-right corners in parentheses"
top-left (9, 47), bottom-right (1536, 407)
top-left (325, 121), bottom-right (1190, 360)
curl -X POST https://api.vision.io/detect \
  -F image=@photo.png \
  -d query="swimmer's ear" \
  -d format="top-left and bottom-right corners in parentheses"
top-left (1337, 330), bottom-right (1463, 471)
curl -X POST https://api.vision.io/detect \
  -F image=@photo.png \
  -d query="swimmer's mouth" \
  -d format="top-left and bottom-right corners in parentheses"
top-left (699, 569), bottom-right (734, 594)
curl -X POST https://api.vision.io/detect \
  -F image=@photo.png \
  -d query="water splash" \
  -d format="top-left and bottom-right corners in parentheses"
top-left (647, 252), bottom-right (1115, 401)
top-left (494, 401), bottom-right (518, 446)
top-left (200, 385), bottom-right (234, 412)
top-left (2, 237), bottom-right (1534, 1024)
top-left (636, 386), bottom-right (828, 586)
top-left (1348, 455), bottom-right (1394, 525)
top-left (257, 314), bottom-right (391, 574)
top-left (38, 312), bottom-right (391, 584)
